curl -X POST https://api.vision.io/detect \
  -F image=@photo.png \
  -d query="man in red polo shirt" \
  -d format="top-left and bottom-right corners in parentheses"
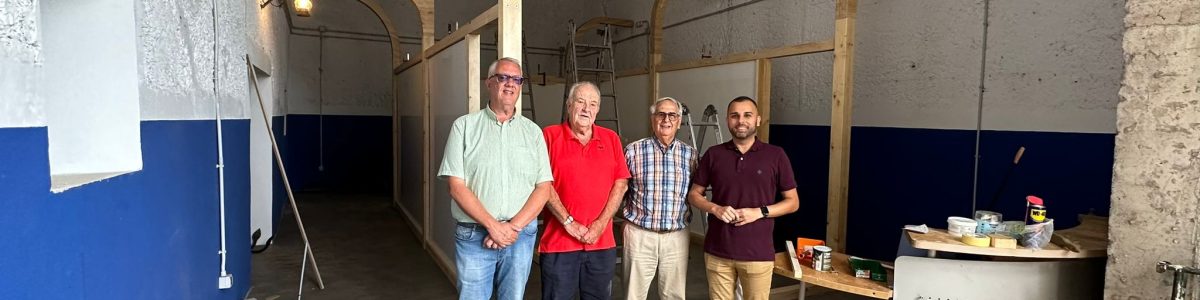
top-left (687, 96), bottom-right (799, 300)
top-left (539, 81), bottom-right (631, 300)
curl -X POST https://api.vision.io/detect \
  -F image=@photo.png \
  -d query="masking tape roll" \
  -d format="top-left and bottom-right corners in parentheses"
top-left (961, 233), bottom-right (991, 247)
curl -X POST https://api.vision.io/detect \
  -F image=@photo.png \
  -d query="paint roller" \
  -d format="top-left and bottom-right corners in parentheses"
top-left (985, 146), bottom-right (1026, 211)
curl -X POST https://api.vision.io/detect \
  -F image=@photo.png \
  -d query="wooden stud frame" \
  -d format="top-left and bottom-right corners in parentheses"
top-left (646, 0), bottom-right (858, 252)
top-left (391, 0), bottom-right (520, 283)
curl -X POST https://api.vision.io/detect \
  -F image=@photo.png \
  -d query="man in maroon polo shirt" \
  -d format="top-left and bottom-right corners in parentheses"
top-left (687, 96), bottom-right (799, 300)
top-left (538, 81), bottom-right (631, 300)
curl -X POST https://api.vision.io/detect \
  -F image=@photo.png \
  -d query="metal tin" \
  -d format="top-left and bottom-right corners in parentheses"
top-left (813, 246), bottom-right (833, 272)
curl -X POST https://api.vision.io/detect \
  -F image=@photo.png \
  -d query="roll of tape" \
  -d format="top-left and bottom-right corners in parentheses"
top-left (961, 233), bottom-right (991, 247)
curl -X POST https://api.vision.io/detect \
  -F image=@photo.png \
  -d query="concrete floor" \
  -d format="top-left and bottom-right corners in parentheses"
top-left (248, 192), bottom-right (873, 300)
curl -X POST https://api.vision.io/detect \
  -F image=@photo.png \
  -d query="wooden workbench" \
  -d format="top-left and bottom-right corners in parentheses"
top-left (773, 252), bottom-right (893, 299)
top-left (906, 215), bottom-right (1108, 259)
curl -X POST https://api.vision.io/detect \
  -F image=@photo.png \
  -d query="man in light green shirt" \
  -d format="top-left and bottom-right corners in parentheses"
top-left (437, 57), bottom-right (552, 300)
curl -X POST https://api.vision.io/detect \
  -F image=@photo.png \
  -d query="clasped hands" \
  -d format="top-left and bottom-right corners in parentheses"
top-left (483, 221), bottom-right (522, 250)
top-left (711, 205), bottom-right (764, 226)
top-left (563, 219), bottom-right (605, 245)
top-left (482, 218), bottom-right (608, 249)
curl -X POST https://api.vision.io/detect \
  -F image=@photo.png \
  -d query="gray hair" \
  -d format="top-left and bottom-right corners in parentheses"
top-left (650, 97), bottom-right (682, 114)
top-left (566, 81), bottom-right (600, 104)
top-left (487, 57), bottom-right (522, 77)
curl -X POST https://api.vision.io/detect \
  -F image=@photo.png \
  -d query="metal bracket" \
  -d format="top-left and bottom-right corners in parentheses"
top-left (1157, 261), bottom-right (1200, 300)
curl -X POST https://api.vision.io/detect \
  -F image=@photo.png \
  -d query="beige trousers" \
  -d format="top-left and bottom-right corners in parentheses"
top-left (704, 253), bottom-right (773, 300)
top-left (622, 223), bottom-right (690, 300)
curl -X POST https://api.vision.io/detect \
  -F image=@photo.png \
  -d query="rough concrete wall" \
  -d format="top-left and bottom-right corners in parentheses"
top-left (1105, 0), bottom-right (1200, 298)
top-left (982, 0), bottom-right (1124, 134)
top-left (0, 0), bottom-right (45, 127)
top-left (138, 0), bottom-right (249, 120)
top-left (250, 0), bottom-right (293, 116)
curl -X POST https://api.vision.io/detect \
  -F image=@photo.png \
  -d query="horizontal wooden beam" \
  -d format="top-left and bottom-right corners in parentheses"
top-left (394, 56), bottom-right (423, 74)
top-left (617, 68), bottom-right (649, 77)
top-left (575, 17), bottom-right (634, 36)
top-left (422, 4), bottom-right (499, 59)
top-left (656, 40), bottom-right (834, 73)
top-left (524, 67), bottom-right (648, 86)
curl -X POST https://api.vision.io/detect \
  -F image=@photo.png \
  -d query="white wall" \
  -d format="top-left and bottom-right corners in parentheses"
top-left (138, 0), bottom-right (251, 121)
top-left (284, 0), bottom-right (417, 117)
top-left (42, 0), bottom-right (142, 191)
top-left (0, 0), bottom-right (44, 128)
top-left (287, 35), bottom-right (393, 116)
top-left (249, 68), bottom-right (275, 245)
top-left (658, 61), bottom-right (757, 152)
top-left (563, 0), bottom-right (1124, 134)
top-left (428, 41), bottom-right (470, 269)
top-left (396, 62), bottom-right (425, 230)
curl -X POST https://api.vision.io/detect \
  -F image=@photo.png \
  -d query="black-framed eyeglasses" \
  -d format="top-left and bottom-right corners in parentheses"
top-left (490, 74), bottom-right (526, 85)
top-left (653, 112), bottom-right (680, 120)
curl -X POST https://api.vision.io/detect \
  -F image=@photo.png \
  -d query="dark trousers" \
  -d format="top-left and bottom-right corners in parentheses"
top-left (540, 249), bottom-right (617, 300)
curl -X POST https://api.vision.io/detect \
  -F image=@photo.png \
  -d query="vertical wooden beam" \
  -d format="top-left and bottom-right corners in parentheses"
top-left (410, 0), bottom-right (435, 49)
top-left (648, 0), bottom-right (668, 115)
top-left (467, 34), bottom-right (482, 113)
top-left (497, 0), bottom-right (522, 111)
top-left (418, 0), bottom-right (435, 248)
top-left (826, 0), bottom-right (857, 253)
top-left (756, 58), bottom-right (772, 142)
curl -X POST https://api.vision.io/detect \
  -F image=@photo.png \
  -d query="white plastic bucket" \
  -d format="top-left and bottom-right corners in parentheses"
top-left (947, 216), bottom-right (978, 238)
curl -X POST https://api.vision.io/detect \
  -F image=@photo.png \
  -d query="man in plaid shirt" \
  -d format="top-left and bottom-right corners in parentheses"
top-left (620, 97), bottom-right (698, 300)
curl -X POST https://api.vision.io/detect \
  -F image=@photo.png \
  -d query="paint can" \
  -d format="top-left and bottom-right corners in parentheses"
top-left (947, 217), bottom-right (978, 237)
top-left (813, 246), bottom-right (833, 272)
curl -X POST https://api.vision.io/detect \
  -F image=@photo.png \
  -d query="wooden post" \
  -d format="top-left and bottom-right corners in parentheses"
top-left (756, 58), bottom-right (772, 142)
top-left (826, 0), bottom-right (857, 253)
top-left (497, 0), bottom-right (522, 111)
top-left (418, 0), bottom-right (434, 252)
top-left (467, 33), bottom-right (482, 113)
top-left (648, 0), bottom-right (667, 115)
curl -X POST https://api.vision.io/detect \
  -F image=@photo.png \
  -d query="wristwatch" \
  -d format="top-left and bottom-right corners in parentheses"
top-left (563, 216), bottom-right (575, 226)
top-left (760, 206), bottom-right (770, 218)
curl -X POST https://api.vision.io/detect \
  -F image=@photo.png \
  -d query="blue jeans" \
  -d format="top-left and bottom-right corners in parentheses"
top-left (455, 221), bottom-right (537, 300)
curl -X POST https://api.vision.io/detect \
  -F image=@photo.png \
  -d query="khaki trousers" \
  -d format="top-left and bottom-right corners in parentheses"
top-left (622, 223), bottom-right (689, 300)
top-left (704, 253), bottom-right (773, 300)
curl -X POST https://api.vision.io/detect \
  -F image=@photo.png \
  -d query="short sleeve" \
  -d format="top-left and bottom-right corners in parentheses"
top-left (534, 126), bottom-right (554, 184)
top-left (611, 134), bottom-right (631, 181)
top-left (436, 118), bottom-right (466, 180)
top-left (776, 148), bottom-right (798, 191)
top-left (691, 147), bottom-right (713, 188)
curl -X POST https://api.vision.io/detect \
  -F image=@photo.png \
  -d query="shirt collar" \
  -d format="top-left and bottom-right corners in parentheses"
top-left (654, 137), bottom-right (677, 153)
top-left (483, 105), bottom-right (520, 125)
top-left (722, 138), bottom-right (762, 153)
top-left (562, 122), bottom-right (598, 142)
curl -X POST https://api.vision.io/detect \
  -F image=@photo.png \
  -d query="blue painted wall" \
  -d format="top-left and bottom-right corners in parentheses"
top-left (282, 114), bottom-right (392, 195)
top-left (769, 124), bottom-right (1114, 261)
top-left (0, 120), bottom-right (251, 299)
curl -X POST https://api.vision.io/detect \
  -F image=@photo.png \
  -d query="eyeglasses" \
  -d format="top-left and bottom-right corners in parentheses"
top-left (653, 112), bottom-right (680, 120)
top-left (490, 74), bottom-right (526, 85)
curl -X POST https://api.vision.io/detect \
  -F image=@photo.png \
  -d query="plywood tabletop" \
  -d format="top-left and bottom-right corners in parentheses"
top-left (773, 252), bottom-right (893, 299)
top-left (907, 216), bottom-right (1107, 259)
